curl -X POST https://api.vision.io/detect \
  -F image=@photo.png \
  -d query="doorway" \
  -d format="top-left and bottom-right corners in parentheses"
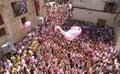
top-left (97, 19), bottom-right (106, 26)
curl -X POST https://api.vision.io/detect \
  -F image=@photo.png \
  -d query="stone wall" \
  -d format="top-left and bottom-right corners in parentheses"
top-left (0, 0), bottom-right (38, 44)
top-left (72, 0), bottom-right (120, 50)
top-left (114, 14), bottom-right (120, 50)
top-left (72, 0), bottom-right (120, 27)
top-left (72, 8), bottom-right (116, 27)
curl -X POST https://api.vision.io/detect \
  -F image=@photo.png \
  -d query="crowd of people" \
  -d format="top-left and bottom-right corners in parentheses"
top-left (0, 19), bottom-right (119, 74)
top-left (0, 1), bottom-right (120, 73)
top-left (45, 1), bottom-right (73, 26)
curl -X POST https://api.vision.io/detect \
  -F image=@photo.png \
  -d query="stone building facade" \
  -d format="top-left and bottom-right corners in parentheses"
top-left (0, 0), bottom-right (44, 44)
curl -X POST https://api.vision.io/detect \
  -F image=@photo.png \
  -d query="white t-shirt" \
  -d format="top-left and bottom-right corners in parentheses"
top-left (3, 70), bottom-right (10, 74)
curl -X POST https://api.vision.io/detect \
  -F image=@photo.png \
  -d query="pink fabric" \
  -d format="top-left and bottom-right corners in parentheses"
top-left (24, 21), bottom-right (31, 28)
top-left (55, 26), bottom-right (82, 41)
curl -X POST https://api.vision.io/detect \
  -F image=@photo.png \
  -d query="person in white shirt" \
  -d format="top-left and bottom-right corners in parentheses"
top-left (3, 69), bottom-right (10, 74)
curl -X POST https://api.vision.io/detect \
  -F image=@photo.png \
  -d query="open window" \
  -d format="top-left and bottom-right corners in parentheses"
top-left (0, 13), bottom-right (4, 25)
top-left (0, 27), bottom-right (6, 37)
top-left (104, 2), bottom-right (117, 12)
top-left (21, 17), bottom-right (27, 25)
top-left (97, 19), bottom-right (106, 26)
top-left (11, 1), bottom-right (28, 17)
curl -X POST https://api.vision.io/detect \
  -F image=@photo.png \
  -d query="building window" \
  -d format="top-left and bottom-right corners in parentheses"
top-left (0, 13), bottom-right (4, 25)
top-left (0, 28), bottom-right (6, 36)
top-left (104, 2), bottom-right (117, 12)
top-left (97, 19), bottom-right (106, 26)
top-left (11, 1), bottom-right (28, 17)
top-left (21, 17), bottom-right (27, 25)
